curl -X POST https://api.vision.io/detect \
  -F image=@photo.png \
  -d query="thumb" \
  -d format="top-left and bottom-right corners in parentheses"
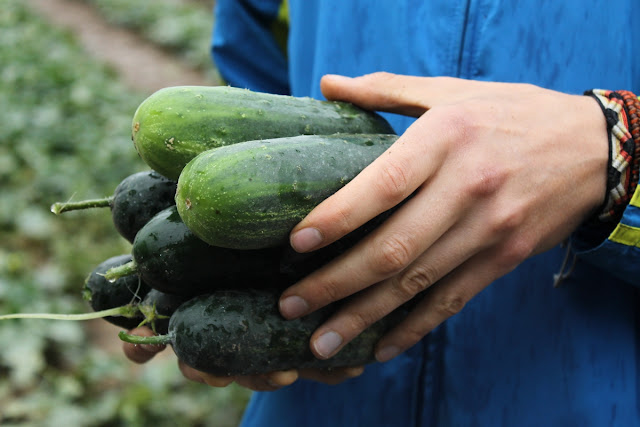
top-left (320, 72), bottom-right (429, 117)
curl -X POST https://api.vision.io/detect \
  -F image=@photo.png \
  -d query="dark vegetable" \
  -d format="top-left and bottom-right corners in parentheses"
top-left (51, 170), bottom-right (177, 242)
top-left (104, 206), bottom-right (287, 296)
top-left (83, 254), bottom-right (150, 329)
top-left (119, 289), bottom-right (409, 376)
top-left (138, 289), bottom-right (191, 335)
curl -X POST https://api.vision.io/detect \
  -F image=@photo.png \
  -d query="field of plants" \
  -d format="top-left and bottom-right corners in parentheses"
top-left (0, 1), bottom-right (251, 425)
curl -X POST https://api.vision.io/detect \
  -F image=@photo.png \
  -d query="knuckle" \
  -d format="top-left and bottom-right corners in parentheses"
top-left (432, 104), bottom-right (477, 141)
top-left (434, 292), bottom-right (467, 318)
top-left (497, 236), bottom-right (534, 268)
top-left (395, 264), bottom-right (439, 299)
top-left (375, 159), bottom-right (411, 204)
top-left (344, 310), bottom-right (375, 334)
top-left (331, 205), bottom-right (357, 236)
top-left (364, 71), bottom-right (396, 82)
top-left (464, 166), bottom-right (508, 199)
top-left (488, 204), bottom-right (526, 235)
top-left (400, 323), bottom-right (429, 347)
top-left (372, 234), bottom-right (415, 276)
top-left (320, 198), bottom-right (358, 237)
top-left (317, 277), bottom-right (342, 303)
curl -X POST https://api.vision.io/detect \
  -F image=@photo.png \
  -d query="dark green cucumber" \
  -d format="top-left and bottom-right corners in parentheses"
top-left (83, 254), bottom-right (150, 329)
top-left (131, 86), bottom-right (395, 180)
top-left (52, 170), bottom-right (177, 243)
top-left (138, 289), bottom-right (191, 335)
top-left (175, 133), bottom-right (399, 249)
top-left (1, 263), bottom-right (181, 331)
top-left (110, 171), bottom-right (177, 242)
top-left (107, 206), bottom-right (286, 296)
top-left (119, 289), bottom-right (408, 376)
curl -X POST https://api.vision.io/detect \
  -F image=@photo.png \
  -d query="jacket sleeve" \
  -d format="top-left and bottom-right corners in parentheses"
top-left (211, 0), bottom-right (290, 95)
top-left (572, 186), bottom-right (640, 285)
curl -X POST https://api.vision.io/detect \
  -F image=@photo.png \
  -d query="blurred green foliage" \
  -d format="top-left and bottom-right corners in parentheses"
top-left (80, 0), bottom-right (219, 74)
top-left (0, 1), bottom-right (250, 425)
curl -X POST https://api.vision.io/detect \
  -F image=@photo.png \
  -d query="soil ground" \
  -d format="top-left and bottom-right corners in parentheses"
top-left (25, 0), bottom-right (219, 95)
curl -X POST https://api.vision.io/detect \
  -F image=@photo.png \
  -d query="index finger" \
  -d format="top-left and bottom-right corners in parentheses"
top-left (289, 113), bottom-right (450, 254)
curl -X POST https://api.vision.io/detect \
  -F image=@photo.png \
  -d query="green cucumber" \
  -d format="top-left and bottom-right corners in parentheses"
top-left (52, 170), bottom-right (177, 243)
top-left (175, 133), bottom-right (399, 249)
top-left (105, 206), bottom-right (287, 296)
top-left (119, 289), bottom-right (408, 376)
top-left (131, 86), bottom-right (395, 180)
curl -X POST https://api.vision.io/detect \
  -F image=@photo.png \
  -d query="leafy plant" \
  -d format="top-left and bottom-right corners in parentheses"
top-left (79, 0), bottom-right (219, 74)
top-left (0, 1), bottom-right (251, 424)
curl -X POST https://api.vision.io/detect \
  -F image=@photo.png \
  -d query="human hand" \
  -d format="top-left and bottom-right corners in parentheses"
top-left (280, 72), bottom-right (609, 362)
top-left (122, 326), bottom-right (365, 391)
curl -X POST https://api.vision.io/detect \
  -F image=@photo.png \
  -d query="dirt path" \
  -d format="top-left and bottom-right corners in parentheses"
top-left (25, 0), bottom-right (219, 95)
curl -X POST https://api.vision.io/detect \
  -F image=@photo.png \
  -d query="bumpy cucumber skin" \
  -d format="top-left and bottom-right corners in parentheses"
top-left (83, 254), bottom-right (149, 329)
top-left (131, 86), bottom-right (395, 180)
top-left (132, 206), bottom-right (286, 296)
top-left (111, 170), bottom-right (177, 242)
top-left (168, 289), bottom-right (408, 376)
top-left (176, 133), bottom-right (399, 249)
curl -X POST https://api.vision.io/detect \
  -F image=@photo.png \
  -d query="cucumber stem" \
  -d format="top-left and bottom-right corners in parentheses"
top-left (0, 305), bottom-right (140, 321)
top-left (51, 196), bottom-right (113, 214)
top-left (103, 260), bottom-right (137, 281)
top-left (118, 330), bottom-right (172, 346)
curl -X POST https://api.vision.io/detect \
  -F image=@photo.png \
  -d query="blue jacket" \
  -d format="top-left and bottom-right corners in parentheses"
top-left (212, 1), bottom-right (640, 425)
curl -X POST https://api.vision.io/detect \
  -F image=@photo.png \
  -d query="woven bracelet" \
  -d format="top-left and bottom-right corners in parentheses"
top-left (584, 89), bottom-right (639, 224)
top-left (617, 90), bottom-right (640, 198)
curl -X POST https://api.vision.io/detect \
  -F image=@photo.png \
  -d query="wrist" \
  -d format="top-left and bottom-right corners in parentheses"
top-left (584, 90), bottom-right (640, 222)
top-left (574, 89), bottom-right (640, 246)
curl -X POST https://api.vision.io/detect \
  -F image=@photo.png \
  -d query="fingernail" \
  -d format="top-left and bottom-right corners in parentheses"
top-left (313, 331), bottom-right (343, 359)
top-left (279, 295), bottom-right (309, 319)
top-left (376, 346), bottom-right (401, 363)
top-left (290, 227), bottom-right (323, 252)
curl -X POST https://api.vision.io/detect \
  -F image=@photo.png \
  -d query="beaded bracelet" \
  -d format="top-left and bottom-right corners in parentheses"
top-left (584, 89), bottom-right (640, 224)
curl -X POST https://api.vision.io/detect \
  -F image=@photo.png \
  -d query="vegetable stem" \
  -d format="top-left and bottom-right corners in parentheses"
top-left (0, 305), bottom-right (139, 321)
top-left (51, 196), bottom-right (113, 214)
top-left (104, 260), bottom-right (137, 281)
top-left (118, 330), bottom-right (172, 346)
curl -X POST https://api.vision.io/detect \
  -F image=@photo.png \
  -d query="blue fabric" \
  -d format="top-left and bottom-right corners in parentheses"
top-left (212, 1), bottom-right (640, 426)
top-left (212, 0), bottom-right (289, 94)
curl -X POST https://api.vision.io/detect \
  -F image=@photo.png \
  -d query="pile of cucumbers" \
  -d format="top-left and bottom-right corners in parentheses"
top-left (50, 86), bottom-right (410, 376)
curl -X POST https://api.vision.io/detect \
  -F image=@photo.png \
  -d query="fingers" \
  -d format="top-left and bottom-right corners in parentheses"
top-left (305, 212), bottom-right (489, 359)
top-left (297, 366), bottom-right (365, 385)
top-left (289, 110), bottom-right (454, 254)
top-left (122, 327), bottom-right (166, 364)
top-left (178, 360), bottom-right (237, 387)
top-left (320, 72), bottom-right (488, 116)
top-left (236, 370), bottom-right (299, 391)
top-left (178, 361), bottom-right (299, 391)
top-left (321, 73), bottom-right (430, 117)
top-left (281, 146), bottom-right (468, 320)
top-left (374, 242), bottom-right (526, 362)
